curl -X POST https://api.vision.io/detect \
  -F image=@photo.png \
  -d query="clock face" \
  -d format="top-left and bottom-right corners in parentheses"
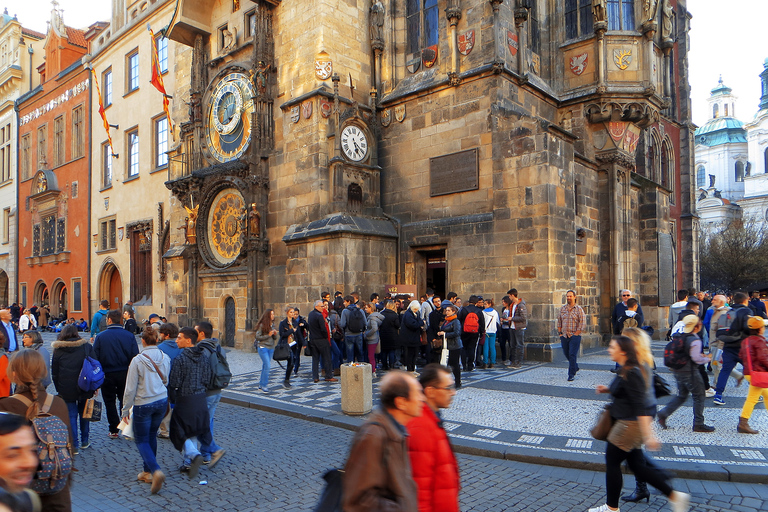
top-left (206, 72), bottom-right (256, 163)
top-left (207, 188), bottom-right (245, 266)
top-left (340, 124), bottom-right (368, 162)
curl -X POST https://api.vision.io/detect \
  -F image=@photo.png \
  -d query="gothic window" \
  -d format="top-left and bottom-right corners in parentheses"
top-left (607, 0), bottom-right (634, 31)
top-left (53, 115), bottom-right (65, 167)
top-left (565, 0), bottom-right (593, 39)
top-left (406, 0), bottom-right (438, 56)
top-left (697, 166), bottom-right (705, 188)
top-left (735, 161), bottom-right (745, 182)
top-left (20, 134), bottom-right (31, 180)
top-left (72, 105), bottom-right (84, 159)
top-left (130, 227), bottom-right (153, 302)
top-left (347, 183), bottom-right (362, 214)
top-left (528, 0), bottom-right (540, 53)
top-left (648, 134), bottom-right (660, 183)
top-left (660, 140), bottom-right (671, 189)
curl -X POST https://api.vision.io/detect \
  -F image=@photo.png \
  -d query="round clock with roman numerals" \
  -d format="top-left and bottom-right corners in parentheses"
top-left (340, 124), bottom-right (368, 162)
top-left (206, 72), bottom-right (256, 163)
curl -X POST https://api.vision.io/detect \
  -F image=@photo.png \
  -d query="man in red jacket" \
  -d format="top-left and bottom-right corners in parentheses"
top-left (407, 364), bottom-right (460, 512)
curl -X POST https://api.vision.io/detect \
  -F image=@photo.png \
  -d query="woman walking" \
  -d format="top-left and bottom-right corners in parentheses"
top-left (482, 298), bottom-right (500, 368)
top-left (121, 327), bottom-right (171, 494)
top-left (438, 305), bottom-right (463, 389)
top-left (401, 300), bottom-right (425, 373)
top-left (22, 330), bottom-right (52, 389)
top-left (589, 335), bottom-right (690, 512)
top-left (379, 300), bottom-right (401, 371)
top-left (363, 302), bottom-right (384, 377)
top-left (254, 309), bottom-right (278, 393)
top-left (123, 309), bottom-right (139, 334)
top-left (0, 349), bottom-right (72, 511)
top-left (51, 324), bottom-right (96, 454)
top-left (278, 306), bottom-right (300, 389)
top-left (736, 316), bottom-right (768, 434)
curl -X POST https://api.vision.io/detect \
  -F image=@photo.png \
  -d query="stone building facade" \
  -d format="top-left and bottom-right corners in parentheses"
top-left (163, 0), bottom-right (697, 354)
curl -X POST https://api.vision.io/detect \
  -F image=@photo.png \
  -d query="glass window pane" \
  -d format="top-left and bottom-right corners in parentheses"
top-left (407, 13), bottom-right (420, 54)
top-left (406, 0), bottom-right (419, 16)
top-left (622, 0), bottom-right (634, 30)
top-left (424, 4), bottom-right (438, 47)
top-left (607, 0), bottom-right (620, 30)
top-left (565, 0), bottom-right (577, 39)
top-left (129, 133), bottom-right (139, 176)
top-left (156, 117), bottom-right (168, 167)
top-left (580, 0), bottom-right (593, 35)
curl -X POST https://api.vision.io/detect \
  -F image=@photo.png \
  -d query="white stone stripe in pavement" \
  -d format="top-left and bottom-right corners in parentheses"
top-left (731, 449), bottom-right (766, 460)
top-left (517, 435), bottom-right (545, 444)
top-left (442, 422), bottom-right (461, 431)
top-left (566, 439), bottom-right (593, 449)
top-left (673, 446), bottom-right (705, 457)
top-left (473, 428), bottom-right (501, 438)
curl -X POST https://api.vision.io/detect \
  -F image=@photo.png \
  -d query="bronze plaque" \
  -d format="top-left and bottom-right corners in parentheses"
top-left (430, 148), bottom-right (479, 197)
top-left (658, 232), bottom-right (675, 307)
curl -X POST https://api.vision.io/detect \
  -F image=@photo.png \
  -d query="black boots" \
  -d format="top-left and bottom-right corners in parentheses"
top-left (621, 481), bottom-right (650, 503)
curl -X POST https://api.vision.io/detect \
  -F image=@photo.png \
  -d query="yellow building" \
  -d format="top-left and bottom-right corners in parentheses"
top-left (86, 0), bottom-right (187, 322)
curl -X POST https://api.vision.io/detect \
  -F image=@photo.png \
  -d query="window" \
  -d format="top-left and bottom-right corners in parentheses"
top-left (72, 279), bottom-right (82, 312)
top-left (71, 181), bottom-right (78, 198)
top-left (20, 283), bottom-right (26, 306)
top-left (0, 124), bottom-right (10, 182)
top-left (697, 166), bottom-right (706, 188)
top-left (37, 125), bottom-right (47, 169)
top-left (127, 130), bottom-right (139, 177)
top-left (246, 10), bottom-right (257, 37)
top-left (127, 50), bottom-right (139, 92)
top-left (2, 208), bottom-right (9, 244)
top-left (528, 0), bottom-right (540, 53)
top-left (40, 214), bottom-right (56, 256)
top-left (712, 103), bottom-right (719, 118)
top-left (607, 0), bottom-right (634, 31)
top-left (130, 227), bottom-right (152, 302)
top-left (155, 35), bottom-right (168, 73)
top-left (72, 105), bottom-right (84, 159)
top-left (102, 142), bottom-right (113, 188)
top-left (725, 104), bottom-right (729, 116)
top-left (565, 0), bottom-right (594, 39)
top-left (103, 68), bottom-right (113, 106)
top-left (154, 116), bottom-right (168, 168)
top-left (735, 161), bottom-right (745, 182)
top-left (56, 218), bottom-right (66, 253)
top-left (53, 115), bottom-right (65, 167)
top-left (406, 0), bottom-right (438, 56)
top-left (20, 134), bottom-right (31, 180)
top-left (764, 147), bottom-right (768, 174)
top-left (99, 218), bottom-right (117, 251)
top-left (660, 140), bottom-right (670, 189)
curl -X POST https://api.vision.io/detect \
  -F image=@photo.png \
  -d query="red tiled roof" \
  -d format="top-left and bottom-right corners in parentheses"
top-left (65, 27), bottom-right (87, 48)
top-left (21, 27), bottom-right (45, 40)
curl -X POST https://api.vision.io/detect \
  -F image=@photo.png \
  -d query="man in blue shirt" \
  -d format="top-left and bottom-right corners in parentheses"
top-left (90, 299), bottom-right (111, 341)
top-left (0, 310), bottom-right (17, 352)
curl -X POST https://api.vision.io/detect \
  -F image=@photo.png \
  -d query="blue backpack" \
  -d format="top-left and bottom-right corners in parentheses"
top-left (78, 355), bottom-right (105, 392)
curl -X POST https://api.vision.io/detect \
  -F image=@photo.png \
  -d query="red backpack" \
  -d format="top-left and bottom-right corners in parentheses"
top-left (463, 312), bottom-right (480, 333)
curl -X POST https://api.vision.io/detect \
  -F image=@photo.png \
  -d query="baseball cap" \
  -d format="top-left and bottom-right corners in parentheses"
top-left (747, 316), bottom-right (765, 330)
top-left (681, 315), bottom-right (699, 333)
top-left (148, 313), bottom-right (160, 320)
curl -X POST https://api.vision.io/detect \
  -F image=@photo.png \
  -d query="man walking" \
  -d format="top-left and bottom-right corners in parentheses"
top-left (713, 292), bottom-right (752, 405)
top-left (508, 289), bottom-right (528, 368)
top-left (612, 290), bottom-right (644, 335)
top-left (192, 321), bottom-right (228, 463)
top-left (90, 299), bottom-right (110, 341)
top-left (308, 300), bottom-right (337, 383)
top-left (157, 323), bottom-right (181, 439)
top-left (0, 310), bottom-right (17, 353)
top-left (339, 295), bottom-right (366, 363)
top-left (557, 290), bottom-right (586, 382)
top-left (342, 371), bottom-right (423, 512)
top-left (407, 364), bottom-right (460, 512)
top-left (458, 296), bottom-right (485, 372)
top-left (168, 327), bottom-right (224, 478)
top-left (94, 309), bottom-right (139, 439)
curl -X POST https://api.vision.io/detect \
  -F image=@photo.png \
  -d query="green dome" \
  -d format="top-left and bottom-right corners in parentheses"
top-left (695, 117), bottom-right (746, 146)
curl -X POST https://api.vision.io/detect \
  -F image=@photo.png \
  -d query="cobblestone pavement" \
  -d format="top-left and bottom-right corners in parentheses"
top-left (70, 403), bottom-right (768, 512)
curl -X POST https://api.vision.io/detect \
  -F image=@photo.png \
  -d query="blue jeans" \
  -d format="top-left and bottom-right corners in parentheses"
top-left (184, 393), bottom-right (222, 462)
top-left (65, 399), bottom-right (89, 449)
top-left (561, 335), bottom-right (581, 378)
top-left (714, 347), bottom-right (741, 396)
top-left (345, 334), bottom-right (363, 363)
top-left (482, 332), bottom-right (497, 364)
top-left (258, 346), bottom-right (274, 390)
top-left (132, 398), bottom-right (167, 473)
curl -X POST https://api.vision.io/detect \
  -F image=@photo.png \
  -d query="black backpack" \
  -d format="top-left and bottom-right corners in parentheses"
top-left (347, 308), bottom-right (366, 333)
top-left (664, 332), bottom-right (692, 369)
top-left (204, 344), bottom-right (232, 390)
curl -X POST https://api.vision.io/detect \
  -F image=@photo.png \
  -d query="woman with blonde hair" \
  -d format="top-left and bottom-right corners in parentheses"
top-left (623, 327), bottom-right (655, 368)
top-left (0, 349), bottom-right (72, 511)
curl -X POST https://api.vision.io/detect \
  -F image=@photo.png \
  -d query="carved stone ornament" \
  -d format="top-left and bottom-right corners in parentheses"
top-left (320, 98), bottom-right (332, 118)
top-left (315, 51), bottom-right (333, 80)
top-left (569, 53), bottom-right (588, 75)
top-left (422, 45), bottom-right (438, 68)
top-left (369, 0), bottom-right (385, 46)
top-left (381, 109), bottom-right (392, 127)
top-left (302, 101), bottom-right (313, 119)
top-left (406, 56), bottom-right (421, 74)
top-left (118, 227), bottom-right (124, 241)
top-left (607, 121), bottom-right (628, 142)
top-left (529, 53), bottom-right (541, 75)
top-left (458, 30), bottom-right (474, 56)
top-left (394, 105), bottom-right (406, 123)
top-left (613, 48), bottom-right (632, 70)
top-left (507, 31), bottom-right (518, 57)
top-left (290, 106), bottom-right (300, 123)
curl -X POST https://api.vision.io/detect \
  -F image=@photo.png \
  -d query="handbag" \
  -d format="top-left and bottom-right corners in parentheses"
top-left (420, 330), bottom-right (428, 346)
top-left (653, 373), bottom-right (672, 397)
top-left (745, 338), bottom-right (768, 388)
top-left (82, 398), bottom-right (102, 422)
top-left (375, 341), bottom-right (381, 354)
top-left (440, 334), bottom-right (449, 366)
top-left (273, 340), bottom-right (291, 361)
top-left (590, 404), bottom-right (614, 441)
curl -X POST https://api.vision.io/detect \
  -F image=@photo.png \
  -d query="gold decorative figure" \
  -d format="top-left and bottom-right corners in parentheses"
top-left (184, 203), bottom-right (199, 244)
top-left (248, 204), bottom-right (261, 237)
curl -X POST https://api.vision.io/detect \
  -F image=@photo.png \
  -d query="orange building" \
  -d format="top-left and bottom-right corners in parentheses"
top-left (16, 8), bottom-right (99, 320)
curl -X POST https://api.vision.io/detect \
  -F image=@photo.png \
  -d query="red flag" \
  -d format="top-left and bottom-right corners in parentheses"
top-left (149, 28), bottom-right (174, 138)
top-left (92, 69), bottom-right (114, 156)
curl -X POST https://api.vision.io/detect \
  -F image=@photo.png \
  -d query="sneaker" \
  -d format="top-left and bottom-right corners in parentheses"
top-left (137, 471), bottom-right (153, 484)
top-left (669, 491), bottom-right (690, 512)
top-left (208, 449), bottom-right (225, 469)
top-left (150, 470), bottom-right (165, 494)
top-left (567, 376), bottom-right (575, 382)
top-left (260, 387), bottom-right (269, 394)
top-left (72, 447), bottom-right (79, 455)
top-left (202, 457), bottom-right (211, 465)
top-left (693, 424), bottom-right (716, 433)
top-left (705, 388), bottom-right (716, 398)
top-left (713, 395), bottom-right (726, 406)
top-left (81, 442), bottom-right (91, 450)
top-left (188, 455), bottom-right (204, 479)
top-left (588, 505), bottom-right (619, 512)
top-left (107, 432), bottom-right (119, 439)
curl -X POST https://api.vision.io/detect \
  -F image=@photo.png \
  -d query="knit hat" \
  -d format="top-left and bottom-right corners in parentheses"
top-left (681, 314), bottom-right (699, 333)
top-left (747, 316), bottom-right (765, 330)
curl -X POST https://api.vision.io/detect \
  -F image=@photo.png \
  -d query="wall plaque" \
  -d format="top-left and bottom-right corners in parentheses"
top-left (429, 148), bottom-right (479, 197)
top-left (657, 232), bottom-right (675, 307)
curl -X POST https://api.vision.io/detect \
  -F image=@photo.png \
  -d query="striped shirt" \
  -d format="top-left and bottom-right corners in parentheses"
top-left (557, 304), bottom-right (586, 337)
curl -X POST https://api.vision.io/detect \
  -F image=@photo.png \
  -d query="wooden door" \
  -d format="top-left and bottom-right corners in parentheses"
top-left (109, 269), bottom-right (122, 310)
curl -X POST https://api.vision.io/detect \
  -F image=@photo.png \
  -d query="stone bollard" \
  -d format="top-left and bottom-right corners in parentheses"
top-left (341, 363), bottom-right (372, 415)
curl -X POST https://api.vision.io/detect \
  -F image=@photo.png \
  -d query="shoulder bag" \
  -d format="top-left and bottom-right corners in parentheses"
top-left (590, 404), bottom-right (614, 441)
top-left (745, 338), bottom-right (768, 388)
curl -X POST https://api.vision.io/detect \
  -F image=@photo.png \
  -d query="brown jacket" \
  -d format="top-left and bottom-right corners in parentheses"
top-left (511, 299), bottom-right (528, 330)
top-left (342, 407), bottom-right (418, 512)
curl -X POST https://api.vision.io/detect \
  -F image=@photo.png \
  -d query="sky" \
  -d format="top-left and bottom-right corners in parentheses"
top-left (9, 0), bottom-right (767, 127)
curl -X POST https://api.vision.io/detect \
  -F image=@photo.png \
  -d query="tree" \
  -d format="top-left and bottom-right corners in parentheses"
top-left (700, 218), bottom-right (768, 293)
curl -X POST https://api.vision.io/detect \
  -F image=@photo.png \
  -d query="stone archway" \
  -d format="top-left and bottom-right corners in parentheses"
top-left (0, 270), bottom-right (8, 307)
top-left (97, 260), bottom-right (123, 311)
top-left (32, 280), bottom-right (47, 310)
top-left (50, 280), bottom-right (67, 318)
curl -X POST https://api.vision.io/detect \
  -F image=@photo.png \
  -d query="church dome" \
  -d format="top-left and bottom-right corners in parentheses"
top-left (695, 117), bottom-right (746, 146)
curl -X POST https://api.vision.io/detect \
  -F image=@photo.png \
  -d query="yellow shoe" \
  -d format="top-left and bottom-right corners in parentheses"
top-left (137, 471), bottom-right (153, 484)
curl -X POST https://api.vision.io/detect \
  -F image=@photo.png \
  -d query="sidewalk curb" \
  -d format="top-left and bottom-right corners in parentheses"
top-left (221, 391), bottom-right (768, 484)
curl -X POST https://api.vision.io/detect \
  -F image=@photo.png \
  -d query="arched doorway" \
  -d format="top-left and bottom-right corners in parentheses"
top-left (223, 297), bottom-right (236, 347)
top-left (33, 281), bottom-right (47, 310)
top-left (98, 260), bottom-right (123, 311)
top-left (51, 280), bottom-right (67, 318)
top-left (0, 270), bottom-right (8, 307)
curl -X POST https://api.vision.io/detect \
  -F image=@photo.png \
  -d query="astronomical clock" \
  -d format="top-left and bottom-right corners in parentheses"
top-left (205, 188), bottom-right (246, 267)
top-left (205, 72), bottom-right (256, 163)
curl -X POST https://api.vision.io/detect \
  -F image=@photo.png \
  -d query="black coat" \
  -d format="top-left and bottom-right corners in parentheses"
top-left (51, 337), bottom-right (96, 402)
top-left (379, 309), bottom-right (401, 351)
top-left (427, 308), bottom-right (444, 344)
top-left (401, 310), bottom-right (424, 348)
top-left (307, 309), bottom-right (329, 347)
top-left (124, 318), bottom-right (139, 334)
